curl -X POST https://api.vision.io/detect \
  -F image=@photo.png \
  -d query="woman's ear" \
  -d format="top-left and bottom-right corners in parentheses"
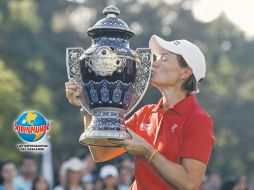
top-left (180, 67), bottom-right (192, 80)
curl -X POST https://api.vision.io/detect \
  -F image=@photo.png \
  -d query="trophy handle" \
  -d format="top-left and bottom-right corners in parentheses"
top-left (125, 48), bottom-right (152, 116)
top-left (66, 47), bottom-right (85, 83)
top-left (66, 47), bottom-right (91, 114)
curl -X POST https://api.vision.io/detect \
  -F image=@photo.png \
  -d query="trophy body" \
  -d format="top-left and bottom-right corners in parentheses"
top-left (66, 6), bottom-right (152, 147)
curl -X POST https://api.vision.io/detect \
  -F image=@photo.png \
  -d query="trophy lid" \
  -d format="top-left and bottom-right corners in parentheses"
top-left (87, 5), bottom-right (135, 39)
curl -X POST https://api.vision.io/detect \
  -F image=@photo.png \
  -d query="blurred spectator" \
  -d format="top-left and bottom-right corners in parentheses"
top-left (118, 159), bottom-right (134, 172)
top-left (94, 178), bottom-right (103, 190)
top-left (237, 176), bottom-right (248, 190)
top-left (200, 175), bottom-right (210, 190)
top-left (117, 158), bottom-right (134, 190)
top-left (54, 161), bottom-right (68, 190)
top-left (82, 182), bottom-right (94, 190)
top-left (0, 160), bottom-right (22, 190)
top-left (54, 157), bottom-right (84, 190)
top-left (248, 172), bottom-right (254, 190)
top-left (221, 176), bottom-right (238, 190)
top-left (209, 173), bottom-right (222, 190)
top-left (99, 165), bottom-right (119, 190)
top-left (14, 155), bottom-right (38, 190)
top-left (32, 176), bottom-right (49, 190)
top-left (221, 175), bottom-right (247, 190)
top-left (81, 154), bottom-right (96, 190)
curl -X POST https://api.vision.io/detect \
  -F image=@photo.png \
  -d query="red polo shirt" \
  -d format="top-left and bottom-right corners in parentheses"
top-left (125, 95), bottom-right (215, 190)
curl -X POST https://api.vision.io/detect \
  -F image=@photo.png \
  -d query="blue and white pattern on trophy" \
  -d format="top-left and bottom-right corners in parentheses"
top-left (66, 5), bottom-right (152, 146)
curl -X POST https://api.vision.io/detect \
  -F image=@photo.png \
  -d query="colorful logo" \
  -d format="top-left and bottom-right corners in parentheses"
top-left (14, 111), bottom-right (50, 142)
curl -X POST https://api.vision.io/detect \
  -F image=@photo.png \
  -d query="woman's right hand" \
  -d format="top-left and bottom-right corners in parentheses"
top-left (65, 78), bottom-right (82, 107)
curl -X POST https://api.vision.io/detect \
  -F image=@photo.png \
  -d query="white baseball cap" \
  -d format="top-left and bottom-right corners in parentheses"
top-left (149, 35), bottom-right (206, 82)
top-left (65, 157), bottom-right (85, 172)
top-left (99, 165), bottom-right (119, 179)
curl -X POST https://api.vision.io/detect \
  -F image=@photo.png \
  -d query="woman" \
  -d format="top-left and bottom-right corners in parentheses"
top-left (63, 158), bottom-right (84, 190)
top-left (65, 35), bottom-right (215, 190)
top-left (0, 160), bottom-right (22, 190)
top-left (99, 165), bottom-right (119, 190)
top-left (221, 176), bottom-right (248, 190)
top-left (54, 158), bottom-right (84, 190)
top-left (32, 176), bottom-right (49, 190)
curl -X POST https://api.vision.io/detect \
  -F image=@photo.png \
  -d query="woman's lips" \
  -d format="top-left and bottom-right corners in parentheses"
top-left (151, 65), bottom-right (157, 73)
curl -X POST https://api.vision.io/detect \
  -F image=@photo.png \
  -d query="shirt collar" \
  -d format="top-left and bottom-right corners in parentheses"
top-left (151, 98), bottom-right (163, 113)
top-left (152, 95), bottom-right (197, 115)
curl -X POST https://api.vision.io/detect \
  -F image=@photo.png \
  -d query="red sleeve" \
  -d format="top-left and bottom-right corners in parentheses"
top-left (125, 106), bottom-right (148, 131)
top-left (179, 114), bottom-right (215, 165)
top-left (125, 113), bottom-right (137, 131)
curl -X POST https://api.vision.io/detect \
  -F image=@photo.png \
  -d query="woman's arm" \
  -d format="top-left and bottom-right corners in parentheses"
top-left (110, 128), bottom-right (206, 190)
top-left (148, 148), bottom-right (206, 190)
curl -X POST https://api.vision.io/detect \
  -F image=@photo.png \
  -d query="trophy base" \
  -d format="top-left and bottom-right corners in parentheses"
top-left (79, 131), bottom-right (130, 147)
top-left (79, 110), bottom-right (131, 147)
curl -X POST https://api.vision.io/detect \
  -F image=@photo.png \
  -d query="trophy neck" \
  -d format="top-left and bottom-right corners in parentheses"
top-left (92, 108), bottom-right (126, 118)
top-left (91, 36), bottom-right (130, 50)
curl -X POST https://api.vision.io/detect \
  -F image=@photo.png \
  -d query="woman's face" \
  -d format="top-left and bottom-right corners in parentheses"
top-left (35, 177), bottom-right (49, 190)
top-left (68, 170), bottom-right (82, 185)
top-left (103, 175), bottom-right (118, 187)
top-left (233, 176), bottom-right (248, 190)
top-left (150, 51), bottom-right (188, 89)
top-left (1, 163), bottom-right (17, 182)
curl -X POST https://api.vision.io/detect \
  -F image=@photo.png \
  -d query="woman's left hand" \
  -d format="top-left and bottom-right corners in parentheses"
top-left (109, 128), bottom-right (154, 159)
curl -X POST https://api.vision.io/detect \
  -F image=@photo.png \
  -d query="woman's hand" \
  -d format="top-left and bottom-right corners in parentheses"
top-left (65, 78), bottom-right (82, 106)
top-left (110, 128), bottom-right (154, 159)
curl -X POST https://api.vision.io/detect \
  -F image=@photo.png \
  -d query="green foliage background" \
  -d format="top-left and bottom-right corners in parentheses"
top-left (0, 0), bottom-right (254, 177)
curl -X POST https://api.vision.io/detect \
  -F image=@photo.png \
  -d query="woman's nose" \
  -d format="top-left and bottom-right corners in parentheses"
top-left (152, 60), bottom-right (160, 68)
